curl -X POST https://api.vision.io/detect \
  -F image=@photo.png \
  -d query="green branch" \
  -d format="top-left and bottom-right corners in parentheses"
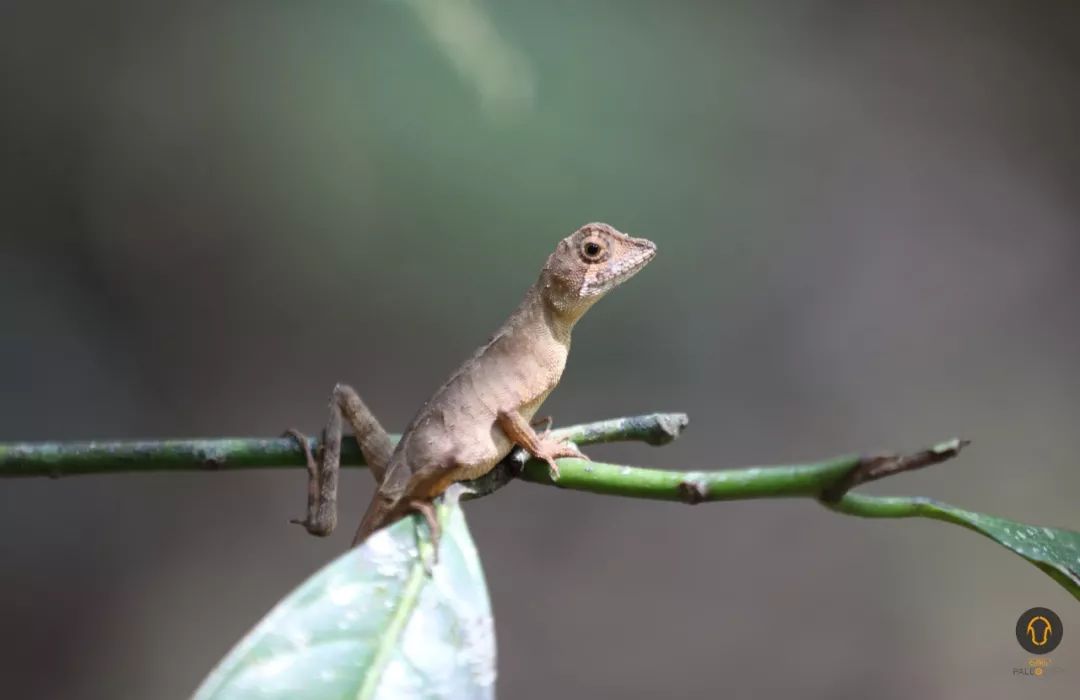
top-left (0, 413), bottom-right (687, 477)
top-left (504, 439), bottom-right (1076, 599)
top-left (2, 413), bottom-right (1076, 599)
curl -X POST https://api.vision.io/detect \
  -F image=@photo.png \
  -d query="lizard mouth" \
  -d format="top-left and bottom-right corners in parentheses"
top-left (581, 239), bottom-right (657, 297)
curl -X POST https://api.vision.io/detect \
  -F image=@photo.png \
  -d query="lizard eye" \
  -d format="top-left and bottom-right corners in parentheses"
top-left (580, 238), bottom-right (606, 263)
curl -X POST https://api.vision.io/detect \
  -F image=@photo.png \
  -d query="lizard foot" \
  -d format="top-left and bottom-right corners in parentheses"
top-left (535, 437), bottom-right (588, 481)
top-left (283, 427), bottom-right (317, 473)
top-left (283, 428), bottom-right (334, 536)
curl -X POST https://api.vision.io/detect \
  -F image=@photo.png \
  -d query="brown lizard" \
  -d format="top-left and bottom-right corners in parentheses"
top-left (287, 222), bottom-right (656, 550)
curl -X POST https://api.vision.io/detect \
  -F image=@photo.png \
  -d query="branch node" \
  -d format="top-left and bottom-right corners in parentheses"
top-left (197, 449), bottom-right (226, 471)
top-left (677, 479), bottom-right (708, 505)
top-left (643, 412), bottom-right (690, 446)
top-left (821, 438), bottom-right (970, 502)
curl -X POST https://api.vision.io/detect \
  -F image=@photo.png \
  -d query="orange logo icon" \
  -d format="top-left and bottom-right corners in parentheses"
top-left (1025, 616), bottom-right (1053, 646)
top-left (1016, 607), bottom-right (1063, 655)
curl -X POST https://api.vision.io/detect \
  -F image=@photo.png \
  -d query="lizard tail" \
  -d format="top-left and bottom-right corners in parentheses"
top-left (351, 492), bottom-right (403, 548)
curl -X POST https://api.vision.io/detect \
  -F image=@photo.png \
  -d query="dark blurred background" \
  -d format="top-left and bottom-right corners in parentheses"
top-left (2, 1), bottom-right (1078, 698)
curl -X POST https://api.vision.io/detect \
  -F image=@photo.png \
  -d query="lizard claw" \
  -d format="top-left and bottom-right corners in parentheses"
top-left (531, 415), bottom-right (554, 437)
top-left (545, 457), bottom-right (561, 481)
top-left (543, 437), bottom-right (587, 461)
top-left (538, 438), bottom-right (587, 481)
top-left (282, 428), bottom-right (318, 474)
top-left (556, 442), bottom-right (588, 461)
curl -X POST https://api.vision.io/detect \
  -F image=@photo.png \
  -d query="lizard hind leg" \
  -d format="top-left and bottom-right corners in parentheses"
top-left (334, 383), bottom-right (393, 484)
top-left (286, 383), bottom-right (394, 537)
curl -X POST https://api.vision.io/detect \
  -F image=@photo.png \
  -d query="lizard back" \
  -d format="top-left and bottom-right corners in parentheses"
top-left (381, 286), bottom-right (569, 499)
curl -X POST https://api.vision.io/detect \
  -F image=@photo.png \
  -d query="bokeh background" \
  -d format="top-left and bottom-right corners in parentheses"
top-left (2, 1), bottom-right (1078, 698)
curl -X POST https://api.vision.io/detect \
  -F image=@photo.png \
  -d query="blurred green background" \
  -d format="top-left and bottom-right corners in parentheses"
top-left (1, 1), bottom-right (1078, 698)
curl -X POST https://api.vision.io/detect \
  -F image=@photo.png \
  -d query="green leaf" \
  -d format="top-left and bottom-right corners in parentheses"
top-left (930, 503), bottom-right (1080, 600)
top-left (194, 502), bottom-right (496, 700)
top-left (835, 494), bottom-right (1080, 600)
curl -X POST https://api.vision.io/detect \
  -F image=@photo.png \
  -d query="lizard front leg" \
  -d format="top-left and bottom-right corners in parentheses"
top-left (497, 409), bottom-right (587, 480)
top-left (286, 384), bottom-right (393, 536)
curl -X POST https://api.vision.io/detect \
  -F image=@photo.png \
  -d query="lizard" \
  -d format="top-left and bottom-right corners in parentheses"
top-left (286, 222), bottom-right (657, 551)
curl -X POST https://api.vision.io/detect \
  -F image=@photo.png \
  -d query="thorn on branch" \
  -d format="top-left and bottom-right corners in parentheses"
top-left (820, 438), bottom-right (970, 502)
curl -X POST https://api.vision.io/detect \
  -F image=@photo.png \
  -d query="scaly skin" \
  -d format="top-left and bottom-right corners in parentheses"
top-left (288, 223), bottom-right (657, 549)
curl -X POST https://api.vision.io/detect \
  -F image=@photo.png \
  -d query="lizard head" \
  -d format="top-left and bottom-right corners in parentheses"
top-left (540, 222), bottom-right (657, 320)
